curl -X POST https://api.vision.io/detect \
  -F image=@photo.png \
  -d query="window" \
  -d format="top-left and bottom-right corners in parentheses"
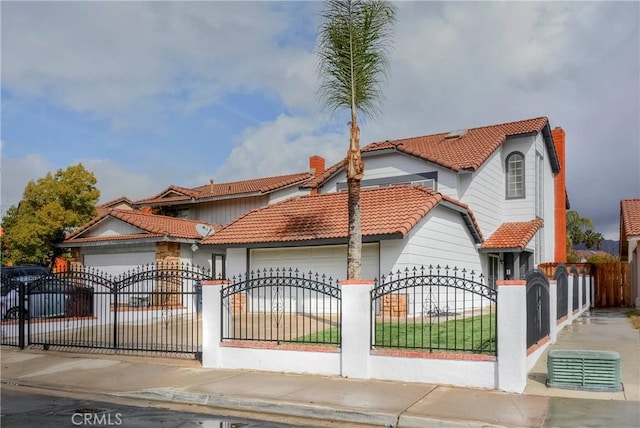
top-left (212, 254), bottom-right (226, 279)
top-left (506, 152), bottom-right (525, 199)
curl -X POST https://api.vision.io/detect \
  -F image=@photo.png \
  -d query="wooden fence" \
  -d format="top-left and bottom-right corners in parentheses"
top-left (538, 262), bottom-right (632, 307)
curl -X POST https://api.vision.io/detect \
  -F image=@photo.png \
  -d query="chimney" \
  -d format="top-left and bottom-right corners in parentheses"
top-left (309, 155), bottom-right (325, 176)
top-left (552, 127), bottom-right (567, 263)
top-left (209, 178), bottom-right (214, 192)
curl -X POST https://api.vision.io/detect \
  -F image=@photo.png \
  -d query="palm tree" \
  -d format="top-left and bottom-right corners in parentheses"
top-left (317, 0), bottom-right (396, 279)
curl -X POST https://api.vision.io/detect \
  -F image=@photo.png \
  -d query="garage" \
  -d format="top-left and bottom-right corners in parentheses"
top-left (249, 243), bottom-right (380, 281)
top-left (82, 246), bottom-right (155, 276)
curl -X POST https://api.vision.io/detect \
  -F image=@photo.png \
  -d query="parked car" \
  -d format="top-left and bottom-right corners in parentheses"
top-left (1, 266), bottom-right (69, 320)
top-left (1, 265), bottom-right (51, 285)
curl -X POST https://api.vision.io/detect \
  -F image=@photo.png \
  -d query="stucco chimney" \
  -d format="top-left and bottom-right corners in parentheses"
top-left (552, 127), bottom-right (567, 263)
top-left (209, 178), bottom-right (214, 192)
top-left (309, 155), bottom-right (325, 176)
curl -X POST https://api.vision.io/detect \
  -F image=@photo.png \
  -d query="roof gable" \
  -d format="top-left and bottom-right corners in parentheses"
top-left (202, 185), bottom-right (482, 246)
top-left (305, 116), bottom-right (559, 189)
top-left (65, 209), bottom-right (220, 244)
top-left (134, 173), bottom-right (312, 206)
top-left (621, 198), bottom-right (640, 238)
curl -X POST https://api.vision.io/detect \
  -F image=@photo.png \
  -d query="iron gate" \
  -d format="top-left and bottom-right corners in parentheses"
top-left (1, 263), bottom-right (210, 359)
top-left (221, 268), bottom-right (341, 346)
top-left (526, 270), bottom-right (550, 348)
top-left (554, 264), bottom-right (568, 321)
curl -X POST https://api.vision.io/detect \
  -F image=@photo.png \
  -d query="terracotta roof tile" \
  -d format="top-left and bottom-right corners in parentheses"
top-left (202, 185), bottom-right (481, 246)
top-left (621, 198), bottom-right (640, 237)
top-left (305, 117), bottom-right (551, 188)
top-left (134, 173), bottom-right (312, 206)
top-left (65, 209), bottom-right (220, 243)
top-left (480, 219), bottom-right (543, 251)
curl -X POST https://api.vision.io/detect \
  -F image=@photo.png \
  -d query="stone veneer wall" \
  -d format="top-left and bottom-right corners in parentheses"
top-left (154, 241), bottom-right (182, 306)
top-left (70, 248), bottom-right (83, 271)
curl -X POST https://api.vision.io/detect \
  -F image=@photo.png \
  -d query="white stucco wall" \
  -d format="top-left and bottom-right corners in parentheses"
top-left (318, 152), bottom-right (458, 197)
top-left (85, 218), bottom-right (144, 237)
top-left (268, 183), bottom-right (311, 204)
top-left (380, 205), bottom-right (482, 275)
top-left (191, 195), bottom-right (269, 226)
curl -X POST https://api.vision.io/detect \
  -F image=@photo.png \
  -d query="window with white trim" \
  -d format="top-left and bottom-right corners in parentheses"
top-left (506, 152), bottom-right (525, 199)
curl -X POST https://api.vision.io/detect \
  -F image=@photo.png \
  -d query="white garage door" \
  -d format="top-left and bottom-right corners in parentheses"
top-left (83, 250), bottom-right (155, 276)
top-left (249, 243), bottom-right (380, 281)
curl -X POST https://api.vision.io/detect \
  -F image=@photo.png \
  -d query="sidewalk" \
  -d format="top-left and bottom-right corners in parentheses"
top-left (1, 309), bottom-right (638, 428)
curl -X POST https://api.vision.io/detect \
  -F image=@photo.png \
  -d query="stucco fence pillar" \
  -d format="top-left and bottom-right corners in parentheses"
top-left (200, 279), bottom-right (228, 368)
top-left (340, 279), bottom-right (375, 379)
top-left (548, 279), bottom-right (558, 344)
top-left (497, 280), bottom-right (527, 393)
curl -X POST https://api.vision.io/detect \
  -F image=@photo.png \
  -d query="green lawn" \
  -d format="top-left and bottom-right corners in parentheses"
top-left (294, 314), bottom-right (496, 354)
top-left (376, 314), bottom-right (496, 353)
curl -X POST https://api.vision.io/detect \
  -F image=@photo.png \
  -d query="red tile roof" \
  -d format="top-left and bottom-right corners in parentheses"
top-left (65, 209), bottom-right (220, 243)
top-left (96, 196), bottom-right (133, 216)
top-left (202, 185), bottom-right (482, 246)
top-left (621, 199), bottom-right (640, 238)
top-left (134, 173), bottom-right (313, 206)
top-left (305, 117), bottom-right (555, 188)
top-left (480, 219), bottom-right (543, 251)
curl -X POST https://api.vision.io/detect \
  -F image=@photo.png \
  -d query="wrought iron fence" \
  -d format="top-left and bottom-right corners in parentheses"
top-left (572, 267), bottom-right (580, 312)
top-left (1, 263), bottom-right (210, 359)
top-left (554, 264), bottom-right (568, 320)
top-left (221, 268), bottom-right (341, 346)
top-left (526, 270), bottom-right (550, 348)
top-left (371, 265), bottom-right (497, 356)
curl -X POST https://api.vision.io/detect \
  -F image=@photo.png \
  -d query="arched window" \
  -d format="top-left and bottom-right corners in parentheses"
top-left (506, 152), bottom-right (525, 199)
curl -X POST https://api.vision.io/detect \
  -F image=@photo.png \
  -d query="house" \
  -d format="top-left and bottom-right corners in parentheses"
top-left (206, 116), bottom-right (566, 285)
top-left (202, 185), bottom-right (483, 282)
top-left (620, 198), bottom-right (640, 308)
top-left (63, 162), bottom-right (324, 276)
top-left (63, 209), bottom-right (221, 276)
top-left (64, 116), bottom-right (568, 286)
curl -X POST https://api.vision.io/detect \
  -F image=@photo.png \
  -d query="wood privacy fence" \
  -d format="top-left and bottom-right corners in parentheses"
top-left (538, 262), bottom-right (631, 307)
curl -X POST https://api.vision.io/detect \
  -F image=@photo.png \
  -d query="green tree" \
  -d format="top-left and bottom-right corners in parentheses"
top-left (317, 0), bottom-right (396, 279)
top-left (566, 210), bottom-right (593, 249)
top-left (2, 164), bottom-right (99, 266)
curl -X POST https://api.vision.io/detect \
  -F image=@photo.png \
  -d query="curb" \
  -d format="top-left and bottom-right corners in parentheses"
top-left (115, 388), bottom-right (505, 428)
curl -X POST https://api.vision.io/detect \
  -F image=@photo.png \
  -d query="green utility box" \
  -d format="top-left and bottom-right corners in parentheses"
top-left (547, 349), bottom-right (622, 392)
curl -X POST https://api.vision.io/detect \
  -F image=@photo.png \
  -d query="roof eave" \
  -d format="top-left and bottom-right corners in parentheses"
top-left (201, 233), bottom-right (403, 249)
top-left (439, 200), bottom-right (483, 244)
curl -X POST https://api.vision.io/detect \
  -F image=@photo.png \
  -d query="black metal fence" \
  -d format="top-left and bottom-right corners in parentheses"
top-left (571, 267), bottom-right (580, 312)
top-left (221, 268), bottom-right (341, 346)
top-left (554, 264), bottom-right (568, 320)
top-left (371, 266), bottom-right (497, 356)
top-left (1, 263), bottom-right (209, 359)
top-left (526, 270), bottom-right (550, 348)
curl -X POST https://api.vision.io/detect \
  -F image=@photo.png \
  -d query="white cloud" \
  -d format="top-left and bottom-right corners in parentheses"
top-left (1, 152), bottom-right (55, 215)
top-left (1, 1), bottom-right (319, 120)
top-left (215, 114), bottom-right (347, 182)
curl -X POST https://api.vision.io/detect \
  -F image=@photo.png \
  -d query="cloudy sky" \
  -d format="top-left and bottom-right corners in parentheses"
top-left (1, 1), bottom-right (638, 239)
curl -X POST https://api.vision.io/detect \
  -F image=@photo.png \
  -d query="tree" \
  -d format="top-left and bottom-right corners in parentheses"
top-left (566, 210), bottom-right (593, 249)
top-left (317, 0), bottom-right (396, 279)
top-left (1, 164), bottom-right (99, 267)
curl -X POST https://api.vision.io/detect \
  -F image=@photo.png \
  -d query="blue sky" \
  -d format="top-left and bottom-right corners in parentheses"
top-left (1, 1), bottom-right (639, 239)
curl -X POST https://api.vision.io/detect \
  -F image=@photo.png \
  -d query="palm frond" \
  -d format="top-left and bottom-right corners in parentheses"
top-left (317, 0), bottom-right (396, 119)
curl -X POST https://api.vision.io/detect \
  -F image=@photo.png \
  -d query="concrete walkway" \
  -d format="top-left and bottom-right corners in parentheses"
top-left (1, 309), bottom-right (638, 427)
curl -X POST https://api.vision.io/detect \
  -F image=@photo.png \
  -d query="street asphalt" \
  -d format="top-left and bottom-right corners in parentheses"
top-left (1, 308), bottom-right (638, 427)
